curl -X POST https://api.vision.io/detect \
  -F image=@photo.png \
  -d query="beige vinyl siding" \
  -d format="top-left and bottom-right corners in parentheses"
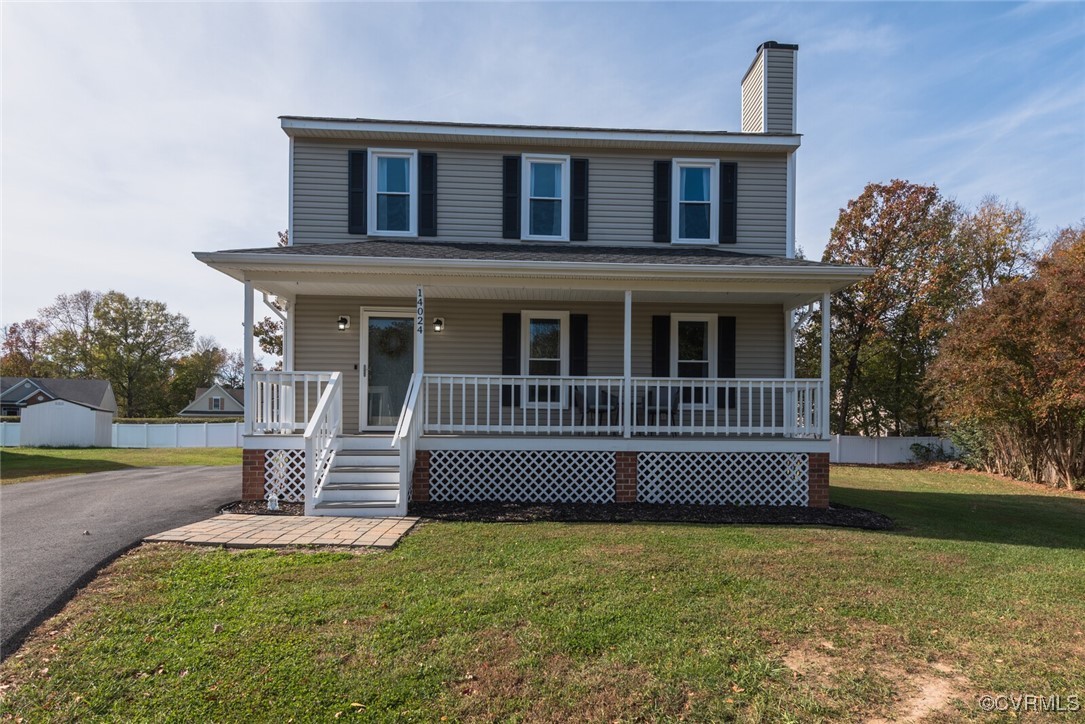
top-left (741, 52), bottom-right (765, 133)
top-left (292, 139), bottom-right (788, 256)
top-left (294, 294), bottom-right (783, 431)
top-left (764, 49), bottom-right (796, 134)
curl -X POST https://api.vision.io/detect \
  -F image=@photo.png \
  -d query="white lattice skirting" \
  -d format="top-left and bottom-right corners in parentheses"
top-left (637, 452), bottom-right (809, 506)
top-left (264, 449), bottom-right (306, 502)
top-left (429, 450), bottom-right (616, 503)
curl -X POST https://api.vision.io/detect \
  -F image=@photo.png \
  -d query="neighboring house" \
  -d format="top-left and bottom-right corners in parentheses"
top-left (196, 42), bottom-right (872, 517)
top-left (177, 384), bottom-right (245, 417)
top-left (0, 377), bottom-right (117, 447)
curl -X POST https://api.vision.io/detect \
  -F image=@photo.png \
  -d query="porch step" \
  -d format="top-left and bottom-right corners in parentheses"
top-left (336, 449), bottom-right (398, 466)
top-left (322, 482), bottom-right (399, 491)
top-left (325, 467), bottom-right (399, 485)
top-left (314, 500), bottom-right (398, 511)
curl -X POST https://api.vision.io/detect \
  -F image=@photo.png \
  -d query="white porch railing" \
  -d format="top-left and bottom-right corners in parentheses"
top-left (629, 377), bottom-right (821, 437)
top-left (392, 372), bottom-right (424, 513)
top-left (303, 372), bottom-right (342, 508)
top-left (252, 371), bottom-right (335, 433)
top-left (422, 375), bottom-right (626, 435)
top-left (420, 375), bottom-right (823, 438)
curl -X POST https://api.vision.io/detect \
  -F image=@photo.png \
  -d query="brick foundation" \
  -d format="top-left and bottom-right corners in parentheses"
top-left (614, 451), bottom-right (638, 503)
top-left (242, 449), bottom-right (266, 501)
top-left (808, 452), bottom-right (830, 508)
top-left (412, 449), bottom-right (431, 502)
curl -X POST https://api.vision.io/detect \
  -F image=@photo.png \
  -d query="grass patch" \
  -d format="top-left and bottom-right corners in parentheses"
top-left (1, 467), bottom-right (1083, 721)
top-left (0, 447), bottom-right (241, 484)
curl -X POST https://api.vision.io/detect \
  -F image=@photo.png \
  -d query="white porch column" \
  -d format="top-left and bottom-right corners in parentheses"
top-left (243, 280), bottom-right (254, 435)
top-left (283, 301), bottom-right (294, 372)
top-left (820, 292), bottom-right (831, 439)
top-left (783, 306), bottom-right (795, 379)
top-left (415, 286), bottom-right (425, 374)
top-left (623, 290), bottom-right (632, 439)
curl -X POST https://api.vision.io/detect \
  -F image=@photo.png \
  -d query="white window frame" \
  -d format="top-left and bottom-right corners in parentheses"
top-left (521, 310), bottom-right (570, 408)
top-left (521, 154), bottom-right (570, 241)
top-left (211, 396), bottom-right (223, 411)
top-left (367, 148), bottom-right (418, 237)
top-left (671, 159), bottom-right (720, 245)
top-left (670, 313), bottom-right (718, 378)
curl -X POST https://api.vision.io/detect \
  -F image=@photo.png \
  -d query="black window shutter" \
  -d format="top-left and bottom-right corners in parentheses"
top-left (570, 159), bottom-right (589, 241)
top-left (570, 314), bottom-right (588, 375)
top-left (501, 312), bottom-right (521, 405)
top-left (418, 152), bottom-right (437, 237)
top-left (720, 162), bottom-right (737, 244)
top-left (718, 316), bottom-right (737, 408)
top-left (348, 150), bottom-right (367, 235)
top-left (651, 315), bottom-right (670, 377)
top-left (502, 156), bottom-right (521, 239)
top-left (653, 161), bottom-right (671, 243)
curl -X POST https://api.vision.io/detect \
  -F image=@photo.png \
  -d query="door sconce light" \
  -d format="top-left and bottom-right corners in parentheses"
top-left (432, 317), bottom-right (445, 333)
top-left (337, 315), bottom-right (351, 331)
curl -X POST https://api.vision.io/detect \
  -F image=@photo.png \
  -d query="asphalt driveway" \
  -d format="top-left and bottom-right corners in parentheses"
top-left (0, 466), bottom-right (238, 659)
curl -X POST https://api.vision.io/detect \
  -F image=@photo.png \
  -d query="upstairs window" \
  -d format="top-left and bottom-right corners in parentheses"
top-left (368, 149), bottom-right (418, 236)
top-left (521, 155), bottom-right (570, 240)
top-left (210, 396), bottom-right (223, 411)
top-left (672, 159), bottom-right (719, 244)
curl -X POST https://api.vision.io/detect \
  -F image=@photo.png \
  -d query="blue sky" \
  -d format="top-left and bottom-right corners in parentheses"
top-left (3, 1), bottom-right (1083, 354)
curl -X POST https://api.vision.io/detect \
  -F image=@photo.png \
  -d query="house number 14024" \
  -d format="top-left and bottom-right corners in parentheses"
top-left (416, 289), bottom-right (425, 334)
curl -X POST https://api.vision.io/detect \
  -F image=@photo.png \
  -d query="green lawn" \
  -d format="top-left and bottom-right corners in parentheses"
top-left (0, 447), bottom-right (241, 484)
top-left (1, 467), bottom-right (1082, 721)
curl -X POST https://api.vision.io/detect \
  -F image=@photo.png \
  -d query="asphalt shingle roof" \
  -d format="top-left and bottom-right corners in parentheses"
top-left (0, 377), bottom-right (117, 412)
top-left (215, 239), bottom-right (839, 268)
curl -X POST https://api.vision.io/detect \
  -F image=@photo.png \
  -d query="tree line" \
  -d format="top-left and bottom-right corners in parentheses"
top-left (798, 180), bottom-right (1083, 488)
top-left (2, 291), bottom-right (247, 417)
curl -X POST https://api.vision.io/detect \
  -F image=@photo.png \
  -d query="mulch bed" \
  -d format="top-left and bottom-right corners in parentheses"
top-left (219, 500), bottom-right (305, 516)
top-left (218, 499), bottom-right (892, 530)
top-left (409, 501), bottom-right (894, 530)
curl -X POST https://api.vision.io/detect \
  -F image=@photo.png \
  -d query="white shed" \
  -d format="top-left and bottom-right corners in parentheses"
top-left (21, 399), bottom-right (114, 447)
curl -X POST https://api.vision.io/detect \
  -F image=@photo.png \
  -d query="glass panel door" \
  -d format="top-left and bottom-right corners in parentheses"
top-left (677, 319), bottom-right (710, 405)
top-left (365, 315), bottom-right (414, 428)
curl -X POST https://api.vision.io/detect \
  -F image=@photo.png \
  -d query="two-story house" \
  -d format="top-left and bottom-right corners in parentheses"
top-left (197, 42), bottom-right (872, 516)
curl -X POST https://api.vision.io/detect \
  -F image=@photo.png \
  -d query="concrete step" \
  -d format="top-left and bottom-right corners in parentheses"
top-left (313, 500), bottom-right (399, 514)
top-left (317, 487), bottom-right (399, 503)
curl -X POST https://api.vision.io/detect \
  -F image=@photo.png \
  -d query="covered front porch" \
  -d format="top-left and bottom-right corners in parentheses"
top-left (195, 241), bottom-right (866, 516)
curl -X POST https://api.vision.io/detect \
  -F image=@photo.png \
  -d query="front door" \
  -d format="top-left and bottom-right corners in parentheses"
top-left (361, 310), bottom-right (415, 430)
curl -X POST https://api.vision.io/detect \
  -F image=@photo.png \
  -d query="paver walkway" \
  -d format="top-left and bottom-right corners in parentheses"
top-left (145, 514), bottom-right (419, 548)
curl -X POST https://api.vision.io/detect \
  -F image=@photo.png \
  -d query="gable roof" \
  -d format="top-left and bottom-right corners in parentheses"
top-left (178, 383), bottom-right (245, 415)
top-left (193, 386), bottom-right (245, 405)
top-left (0, 377), bottom-right (117, 413)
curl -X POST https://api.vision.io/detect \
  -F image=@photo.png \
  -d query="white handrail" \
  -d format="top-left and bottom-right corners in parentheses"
top-left (304, 372), bottom-right (342, 505)
top-left (392, 373), bottom-right (424, 515)
top-left (251, 371), bottom-right (334, 434)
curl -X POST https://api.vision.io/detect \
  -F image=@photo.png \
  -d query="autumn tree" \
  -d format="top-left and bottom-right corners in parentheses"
top-left (91, 291), bottom-right (195, 417)
top-left (809, 180), bottom-right (961, 436)
top-left (38, 290), bottom-right (102, 377)
top-left (1, 320), bottom-right (53, 377)
top-left (956, 195), bottom-right (1039, 299)
top-left (930, 224), bottom-right (1085, 487)
top-left (167, 336), bottom-right (229, 413)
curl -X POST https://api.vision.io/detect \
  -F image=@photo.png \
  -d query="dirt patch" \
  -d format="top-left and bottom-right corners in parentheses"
top-left (865, 662), bottom-right (971, 724)
top-left (782, 644), bottom-right (838, 688)
top-left (411, 501), bottom-right (893, 530)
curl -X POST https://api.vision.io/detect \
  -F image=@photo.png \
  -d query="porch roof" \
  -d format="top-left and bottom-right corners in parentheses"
top-left (195, 240), bottom-right (872, 308)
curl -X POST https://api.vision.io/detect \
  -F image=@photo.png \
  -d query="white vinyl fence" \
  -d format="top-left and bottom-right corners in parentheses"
top-left (0, 422), bottom-right (243, 448)
top-left (830, 435), bottom-right (956, 465)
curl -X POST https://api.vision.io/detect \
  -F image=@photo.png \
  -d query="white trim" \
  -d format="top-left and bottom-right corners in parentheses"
top-left (761, 48), bottom-right (768, 133)
top-left (521, 154), bottom-right (570, 241)
top-left (211, 396), bottom-right (224, 411)
top-left (521, 310), bottom-right (570, 407)
top-left (786, 151), bottom-right (796, 258)
top-left (671, 159), bottom-right (720, 244)
top-left (623, 291), bottom-right (632, 439)
top-left (792, 49), bottom-right (798, 133)
top-left (670, 313), bottom-right (718, 378)
top-left (287, 136), bottom-right (294, 246)
top-left (820, 293), bottom-right (831, 440)
top-left (243, 281), bottom-right (254, 435)
top-left (366, 148), bottom-right (418, 237)
top-left (280, 117), bottom-right (801, 150)
top-left (359, 307), bottom-right (416, 430)
top-left (285, 301), bottom-right (295, 372)
top-left (419, 436), bottom-right (829, 454)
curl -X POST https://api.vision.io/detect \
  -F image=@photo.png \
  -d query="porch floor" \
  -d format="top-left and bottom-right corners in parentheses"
top-left (145, 514), bottom-right (419, 549)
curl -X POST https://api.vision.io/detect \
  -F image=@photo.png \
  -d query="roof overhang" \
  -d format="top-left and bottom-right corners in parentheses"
top-left (280, 117), bottom-right (801, 154)
top-left (195, 250), bottom-right (872, 309)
